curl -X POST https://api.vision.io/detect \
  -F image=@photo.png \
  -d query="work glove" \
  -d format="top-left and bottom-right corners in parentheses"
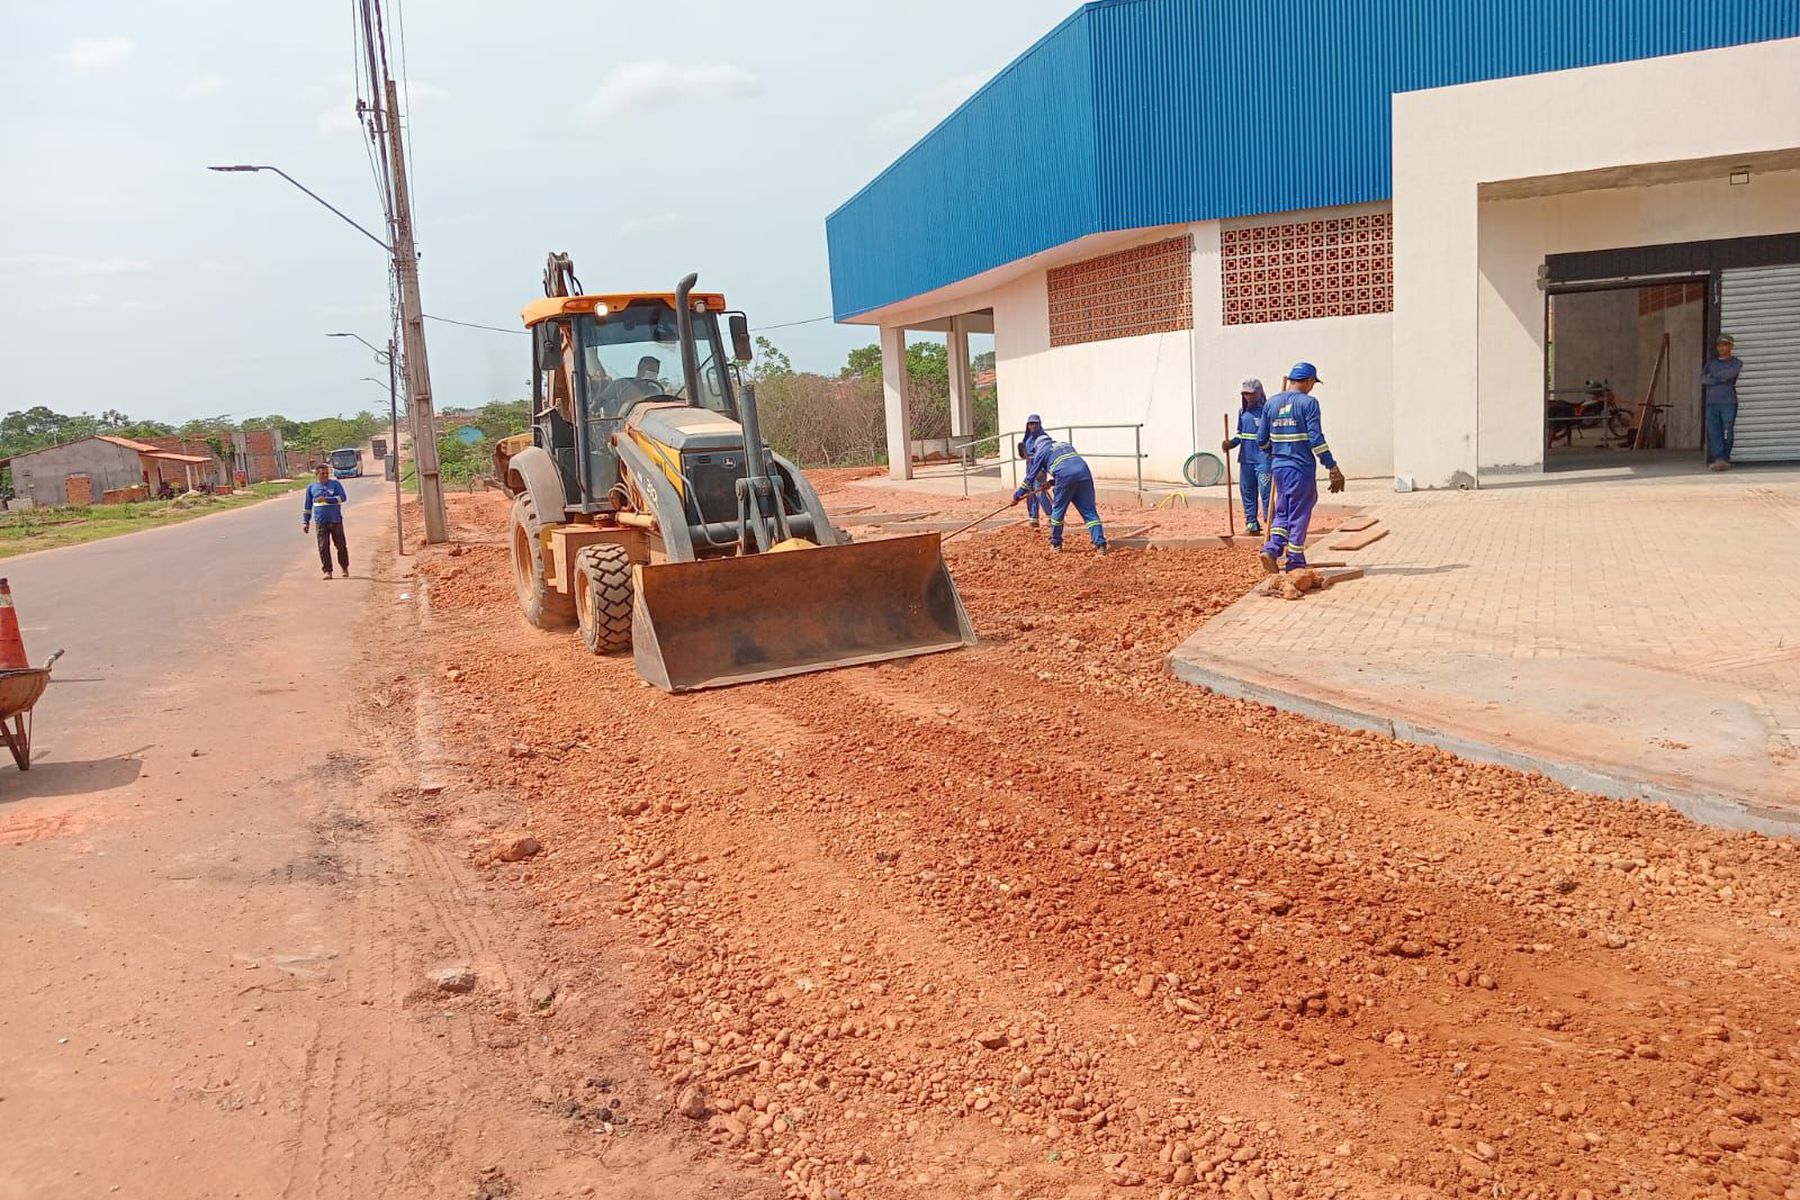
top-left (1328, 467), bottom-right (1346, 494)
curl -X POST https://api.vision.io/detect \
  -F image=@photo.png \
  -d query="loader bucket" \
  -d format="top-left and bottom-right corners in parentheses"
top-left (632, 533), bottom-right (974, 692)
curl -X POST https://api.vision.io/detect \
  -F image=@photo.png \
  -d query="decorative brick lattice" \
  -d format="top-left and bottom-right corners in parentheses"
top-left (1048, 235), bottom-right (1193, 347)
top-left (1221, 213), bottom-right (1392, 325)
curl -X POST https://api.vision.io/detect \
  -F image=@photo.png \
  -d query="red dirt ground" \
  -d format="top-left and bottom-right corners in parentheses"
top-left (814, 472), bottom-right (1355, 543)
top-left (413, 492), bottom-right (1799, 1200)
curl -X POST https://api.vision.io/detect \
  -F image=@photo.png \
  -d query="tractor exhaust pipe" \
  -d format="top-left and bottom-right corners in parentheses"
top-left (673, 271), bottom-right (703, 408)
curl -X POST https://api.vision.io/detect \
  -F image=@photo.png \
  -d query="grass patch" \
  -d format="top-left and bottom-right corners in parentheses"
top-left (0, 477), bottom-right (312, 559)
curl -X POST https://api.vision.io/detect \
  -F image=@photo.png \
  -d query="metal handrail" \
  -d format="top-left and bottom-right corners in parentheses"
top-left (943, 424), bottom-right (1146, 498)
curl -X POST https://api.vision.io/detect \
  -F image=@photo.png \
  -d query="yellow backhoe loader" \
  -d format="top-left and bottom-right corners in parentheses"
top-left (495, 254), bottom-right (974, 692)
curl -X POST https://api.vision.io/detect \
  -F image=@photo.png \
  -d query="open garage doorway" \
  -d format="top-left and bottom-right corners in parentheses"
top-left (1545, 281), bottom-right (1707, 464)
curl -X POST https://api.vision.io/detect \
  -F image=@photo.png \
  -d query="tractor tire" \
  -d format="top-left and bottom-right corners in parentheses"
top-left (573, 543), bottom-right (634, 654)
top-left (510, 492), bottom-right (576, 630)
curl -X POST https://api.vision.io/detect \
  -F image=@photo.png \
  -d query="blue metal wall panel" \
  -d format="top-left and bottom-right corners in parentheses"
top-left (828, 0), bottom-right (1798, 319)
top-left (825, 12), bottom-right (1099, 323)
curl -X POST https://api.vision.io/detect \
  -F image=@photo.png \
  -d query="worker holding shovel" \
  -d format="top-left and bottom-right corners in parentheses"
top-left (1257, 362), bottom-right (1343, 573)
top-left (1012, 433), bottom-right (1108, 555)
top-left (1222, 378), bottom-right (1271, 536)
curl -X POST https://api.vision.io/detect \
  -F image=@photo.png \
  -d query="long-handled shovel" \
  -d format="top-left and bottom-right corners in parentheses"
top-left (1222, 414), bottom-right (1236, 539)
top-left (943, 485), bottom-right (1052, 543)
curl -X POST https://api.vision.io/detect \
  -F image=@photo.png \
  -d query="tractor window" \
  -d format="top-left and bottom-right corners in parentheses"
top-left (574, 306), bottom-right (733, 418)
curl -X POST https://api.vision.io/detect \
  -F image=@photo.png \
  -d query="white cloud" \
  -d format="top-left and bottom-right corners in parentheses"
top-left (876, 70), bottom-right (991, 142)
top-left (120, 299), bottom-right (165, 312)
top-left (60, 37), bottom-right (136, 70)
top-left (0, 254), bottom-right (150, 276)
top-left (319, 79), bottom-right (449, 137)
top-left (186, 73), bottom-right (225, 96)
top-left (619, 213), bottom-right (679, 236)
top-left (583, 61), bottom-right (758, 123)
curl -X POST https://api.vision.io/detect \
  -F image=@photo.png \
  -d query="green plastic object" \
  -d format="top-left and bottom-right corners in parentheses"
top-left (1182, 451), bottom-right (1224, 487)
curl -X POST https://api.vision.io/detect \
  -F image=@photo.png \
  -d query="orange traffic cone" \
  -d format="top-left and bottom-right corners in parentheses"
top-left (0, 579), bottom-right (28, 669)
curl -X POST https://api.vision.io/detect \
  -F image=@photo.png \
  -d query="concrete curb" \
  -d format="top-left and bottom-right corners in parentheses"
top-left (1167, 650), bottom-right (1800, 838)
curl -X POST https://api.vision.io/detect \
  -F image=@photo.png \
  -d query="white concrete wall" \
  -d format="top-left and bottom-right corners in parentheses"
top-left (991, 211), bottom-right (1398, 484)
top-left (991, 265), bottom-right (1195, 484)
top-left (1192, 214), bottom-right (1396, 479)
top-left (1395, 37), bottom-right (1800, 488)
top-left (1478, 171), bottom-right (1800, 473)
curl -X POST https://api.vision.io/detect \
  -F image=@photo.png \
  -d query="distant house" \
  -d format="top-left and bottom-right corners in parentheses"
top-left (138, 436), bottom-right (227, 485)
top-left (0, 435), bottom-right (219, 507)
top-left (221, 428), bottom-right (290, 483)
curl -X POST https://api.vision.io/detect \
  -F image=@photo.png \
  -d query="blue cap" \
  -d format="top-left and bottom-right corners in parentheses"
top-left (1025, 413), bottom-right (1042, 425)
top-left (1288, 361), bottom-right (1322, 383)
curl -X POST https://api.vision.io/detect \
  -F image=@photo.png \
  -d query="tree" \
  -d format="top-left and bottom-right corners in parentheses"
top-left (842, 345), bottom-right (883, 385)
top-left (750, 336), bottom-right (793, 384)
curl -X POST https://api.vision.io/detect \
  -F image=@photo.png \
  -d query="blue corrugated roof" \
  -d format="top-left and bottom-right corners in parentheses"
top-left (827, 0), bottom-right (1797, 320)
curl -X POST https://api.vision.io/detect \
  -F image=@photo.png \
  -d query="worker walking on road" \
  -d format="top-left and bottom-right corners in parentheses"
top-left (1012, 433), bottom-right (1107, 554)
top-left (1257, 362), bottom-right (1343, 573)
top-left (1222, 377), bottom-right (1271, 535)
top-left (302, 463), bottom-right (350, 579)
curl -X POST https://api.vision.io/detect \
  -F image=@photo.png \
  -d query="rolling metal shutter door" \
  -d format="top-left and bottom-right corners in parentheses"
top-left (1720, 264), bottom-right (1800, 462)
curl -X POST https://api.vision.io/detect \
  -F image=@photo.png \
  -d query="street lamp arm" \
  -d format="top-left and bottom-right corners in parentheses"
top-left (208, 164), bottom-right (392, 253)
top-left (328, 332), bottom-right (393, 362)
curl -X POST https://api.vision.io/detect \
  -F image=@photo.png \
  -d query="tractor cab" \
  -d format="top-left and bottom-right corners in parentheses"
top-left (524, 291), bottom-right (747, 516)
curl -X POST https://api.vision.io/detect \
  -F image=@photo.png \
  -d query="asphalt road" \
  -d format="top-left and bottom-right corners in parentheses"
top-left (2, 477), bottom-right (388, 763)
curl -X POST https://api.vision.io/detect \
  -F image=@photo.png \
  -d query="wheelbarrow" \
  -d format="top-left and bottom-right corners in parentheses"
top-left (0, 650), bottom-right (62, 771)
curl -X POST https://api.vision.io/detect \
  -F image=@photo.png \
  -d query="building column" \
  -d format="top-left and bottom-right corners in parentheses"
top-left (947, 315), bottom-right (973, 448)
top-left (880, 325), bottom-right (912, 481)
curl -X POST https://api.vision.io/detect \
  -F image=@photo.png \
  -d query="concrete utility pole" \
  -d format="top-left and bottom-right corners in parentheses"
top-left (382, 77), bottom-right (446, 544)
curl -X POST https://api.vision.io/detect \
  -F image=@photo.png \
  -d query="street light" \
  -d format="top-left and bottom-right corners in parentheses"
top-left (329, 331), bottom-right (392, 361)
top-left (207, 165), bottom-right (391, 252)
top-left (327, 331), bottom-right (405, 556)
top-left (211, 156), bottom-right (446, 544)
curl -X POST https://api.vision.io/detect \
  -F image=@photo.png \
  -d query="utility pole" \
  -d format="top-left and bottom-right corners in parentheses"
top-left (382, 76), bottom-right (446, 544)
top-left (387, 337), bottom-right (404, 553)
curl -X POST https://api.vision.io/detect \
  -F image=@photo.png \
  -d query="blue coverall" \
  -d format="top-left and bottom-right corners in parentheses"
top-left (1229, 403), bottom-right (1271, 533)
top-left (1701, 355), bottom-right (1742, 464)
top-left (1014, 438), bottom-right (1106, 550)
top-left (1018, 440), bottom-right (1050, 525)
top-left (1257, 391), bottom-right (1336, 569)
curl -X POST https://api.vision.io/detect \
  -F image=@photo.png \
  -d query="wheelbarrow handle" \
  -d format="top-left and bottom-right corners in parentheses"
top-left (43, 649), bottom-right (64, 671)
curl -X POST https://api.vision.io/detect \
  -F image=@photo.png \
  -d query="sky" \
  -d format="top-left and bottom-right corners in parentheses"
top-left (0, 0), bottom-right (1071, 425)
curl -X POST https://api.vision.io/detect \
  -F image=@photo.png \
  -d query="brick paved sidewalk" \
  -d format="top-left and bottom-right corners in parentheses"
top-left (1170, 467), bottom-right (1800, 834)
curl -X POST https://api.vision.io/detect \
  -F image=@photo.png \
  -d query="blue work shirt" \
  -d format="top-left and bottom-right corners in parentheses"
top-left (1701, 356), bottom-right (1741, 407)
top-left (1013, 439), bottom-right (1089, 502)
top-left (303, 479), bottom-right (348, 525)
top-left (1257, 390), bottom-right (1337, 472)
top-left (1229, 405), bottom-right (1267, 467)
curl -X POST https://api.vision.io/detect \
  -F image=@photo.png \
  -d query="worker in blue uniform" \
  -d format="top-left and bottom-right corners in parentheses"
top-left (1256, 362), bottom-right (1343, 572)
top-left (1701, 333), bottom-right (1742, 470)
top-left (1017, 437), bottom-right (1050, 529)
top-left (1012, 434), bottom-right (1107, 554)
top-left (1221, 377), bottom-right (1270, 535)
top-left (301, 462), bottom-right (351, 579)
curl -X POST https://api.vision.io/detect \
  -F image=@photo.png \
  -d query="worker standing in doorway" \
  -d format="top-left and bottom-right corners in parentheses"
top-left (302, 463), bottom-right (350, 579)
top-left (1222, 378), bottom-right (1271, 535)
top-left (1257, 362), bottom-right (1344, 572)
top-left (1012, 433), bottom-right (1108, 554)
top-left (1702, 333), bottom-right (1742, 471)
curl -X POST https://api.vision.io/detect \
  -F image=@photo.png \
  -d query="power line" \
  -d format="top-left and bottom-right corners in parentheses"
top-left (423, 312), bottom-right (525, 335)
top-left (755, 314), bottom-right (835, 332)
